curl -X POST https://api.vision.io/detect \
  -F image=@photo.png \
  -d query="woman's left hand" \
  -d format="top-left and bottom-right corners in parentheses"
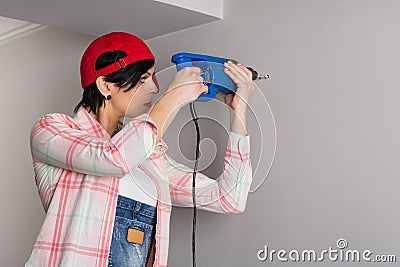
top-left (217, 61), bottom-right (255, 112)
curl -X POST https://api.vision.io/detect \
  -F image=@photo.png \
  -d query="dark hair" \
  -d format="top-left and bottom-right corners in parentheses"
top-left (74, 50), bottom-right (154, 115)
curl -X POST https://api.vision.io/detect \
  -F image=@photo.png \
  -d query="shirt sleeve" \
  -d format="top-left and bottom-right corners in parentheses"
top-left (166, 131), bottom-right (252, 214)
top-left (30, 112), bottom-right (164, 178)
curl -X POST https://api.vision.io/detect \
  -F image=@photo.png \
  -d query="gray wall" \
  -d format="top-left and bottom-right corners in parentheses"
top-left (1, 0), bottom-right (399, 266)
top-left (0, 27), bottom-right (93, 266)
top-left (148, 0), bottom-right (400, 266)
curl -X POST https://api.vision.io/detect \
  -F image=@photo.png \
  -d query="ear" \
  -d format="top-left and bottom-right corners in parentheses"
top-left (95, 76), bottom-right (111, 98)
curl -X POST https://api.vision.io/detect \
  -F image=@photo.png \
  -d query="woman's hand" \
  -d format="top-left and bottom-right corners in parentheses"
top-left (163, 66), bottom-right (208, 108)
top-left (150, 66), bottom-right (208, 142)
top-left (218, 61), bottom-right (255, 112)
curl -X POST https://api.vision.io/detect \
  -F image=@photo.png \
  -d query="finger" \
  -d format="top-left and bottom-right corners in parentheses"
top-left (169, 79), bottom-right (204, 91)
top-left (237, 63), bottom-right (253, 80)
top-left (224, 62), bottom-right (249, 83)
top-left (201, 84), bottom-right (208, 94)
top-left (227, 61), bottom-right (249, 76)
top-left (217, 92), bottom-right (229, 102)
top-left (223, 93), bottom-right (234, 103)
top-left (190, 66), bottom-right (201, 74)
top-left (233, 63), bottom-right (252, 81)
top-left (180, 66), bottom-right (201, 74)
top-left (224, 65), bottom-right (248, 84)
top-left (224, 67), bottom-right (241, 84)
top-left (216, 91), bottom-right (226, 99)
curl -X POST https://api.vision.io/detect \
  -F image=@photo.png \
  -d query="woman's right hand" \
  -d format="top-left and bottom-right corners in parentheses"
top-left (162, 66), bottom-right (208, 108)
top-left (149, 67), bottom-right (208, 142)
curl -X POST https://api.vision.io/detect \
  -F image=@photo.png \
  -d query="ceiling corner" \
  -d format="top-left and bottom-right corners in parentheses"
top-left (153, 0), bottom-right (223, 19)
top-left (0, 16), bottom-right (46, 45)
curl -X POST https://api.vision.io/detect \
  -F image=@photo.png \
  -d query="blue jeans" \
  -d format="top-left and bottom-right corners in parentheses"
top-left (108, 195), bottom-right (157, 267)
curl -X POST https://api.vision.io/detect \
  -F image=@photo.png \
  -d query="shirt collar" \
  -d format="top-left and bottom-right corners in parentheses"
top-left (74, 106), bottom-right (115, 139)
top-left (73, 106), bottom-right (167, 152)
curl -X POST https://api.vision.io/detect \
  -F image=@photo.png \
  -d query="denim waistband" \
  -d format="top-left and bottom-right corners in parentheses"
top-left (116, 195), bottom-right (157, 220)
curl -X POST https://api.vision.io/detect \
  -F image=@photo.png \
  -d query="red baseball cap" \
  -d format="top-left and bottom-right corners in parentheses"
top-left (80, 32), bottom-right (155, 89)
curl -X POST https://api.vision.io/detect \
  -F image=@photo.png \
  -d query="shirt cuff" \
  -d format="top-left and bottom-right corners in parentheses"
top-left (228, 131), bottom-right (250, 161)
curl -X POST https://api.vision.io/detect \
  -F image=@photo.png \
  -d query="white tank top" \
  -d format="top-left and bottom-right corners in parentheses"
top-left (118, 166), bottom-right (158, 207)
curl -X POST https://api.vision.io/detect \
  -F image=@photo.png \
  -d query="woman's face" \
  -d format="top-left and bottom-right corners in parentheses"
top-left (112, 66), bottom-right (158, 118)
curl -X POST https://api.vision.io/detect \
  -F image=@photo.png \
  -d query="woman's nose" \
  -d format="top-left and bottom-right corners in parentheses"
top-left (152, 75), bottom-right (160, 94)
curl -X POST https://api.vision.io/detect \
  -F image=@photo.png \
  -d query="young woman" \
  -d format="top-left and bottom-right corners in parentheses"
top-left (27, 32), bottom-right (254, 267)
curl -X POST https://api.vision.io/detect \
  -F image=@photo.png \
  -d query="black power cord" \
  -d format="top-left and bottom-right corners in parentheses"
top-left (186, 63), bottom-right (268, 267)
top-left (189, 101), bottom-right (200, 267)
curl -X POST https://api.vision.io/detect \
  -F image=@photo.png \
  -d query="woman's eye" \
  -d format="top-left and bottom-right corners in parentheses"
top-left (140, 77), bottom-right (148, 83)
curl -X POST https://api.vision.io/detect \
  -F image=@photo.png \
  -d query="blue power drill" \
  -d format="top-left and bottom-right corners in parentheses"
top-left (171, 52), bottom-right (269, 102)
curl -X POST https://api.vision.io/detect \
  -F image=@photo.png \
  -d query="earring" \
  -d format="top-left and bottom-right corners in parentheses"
top-left (106, 95), bottom-right (112, 100)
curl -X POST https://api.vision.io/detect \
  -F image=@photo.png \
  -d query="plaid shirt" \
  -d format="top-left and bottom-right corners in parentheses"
top-left (27, 105), bottom-right (252, 267)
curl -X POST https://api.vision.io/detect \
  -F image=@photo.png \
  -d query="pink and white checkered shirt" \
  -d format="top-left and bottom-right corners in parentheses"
top-left (27, 105), bottom-right (252, 267)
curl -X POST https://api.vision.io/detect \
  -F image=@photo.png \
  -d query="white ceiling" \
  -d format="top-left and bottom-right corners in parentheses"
top-left (0, 16), bottom-right (44, 44)
top-left (0, 0), bottom-right (223, 40)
